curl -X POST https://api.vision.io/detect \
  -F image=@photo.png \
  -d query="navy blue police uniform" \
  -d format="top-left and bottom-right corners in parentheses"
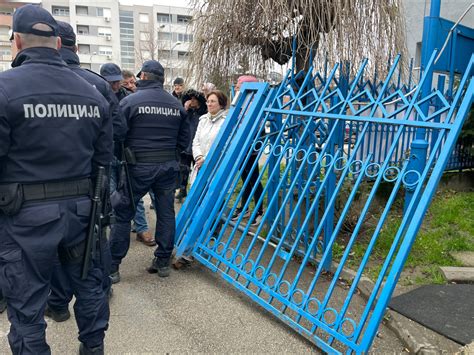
top-left (0, 5), bottom-right (111, 354)
top-left (45, 21), bottom-right (125, 321)
top-left (109, 60), bottom-right (189, 278)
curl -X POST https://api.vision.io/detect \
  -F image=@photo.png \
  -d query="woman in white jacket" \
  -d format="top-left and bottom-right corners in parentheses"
top-left (192, 90), bottom-right (229, 174)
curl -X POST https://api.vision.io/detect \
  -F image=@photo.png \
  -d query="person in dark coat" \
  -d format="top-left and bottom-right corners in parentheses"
top-left (0, 5), bottom-right (112, 354)
top-left (172, 77), bottom-right (185, 100)
top-left (175, 89), bottom-right (208, 201)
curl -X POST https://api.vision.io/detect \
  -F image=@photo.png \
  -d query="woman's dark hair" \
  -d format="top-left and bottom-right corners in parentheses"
top-left (206, 90), bottom-right (228, 109)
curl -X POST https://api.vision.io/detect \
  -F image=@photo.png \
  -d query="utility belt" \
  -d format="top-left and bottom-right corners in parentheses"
top-left (124, 147), bottom-right (177, 164)
top-left (0, 178), bottom-right (92, 216)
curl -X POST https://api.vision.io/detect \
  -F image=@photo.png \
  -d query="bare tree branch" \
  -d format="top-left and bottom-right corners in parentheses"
top-left (189, 0), bottom-right (407, 84)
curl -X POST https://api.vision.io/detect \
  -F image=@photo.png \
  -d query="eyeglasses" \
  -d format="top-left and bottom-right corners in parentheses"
top-left (206, 99), bottom-right (218, 104)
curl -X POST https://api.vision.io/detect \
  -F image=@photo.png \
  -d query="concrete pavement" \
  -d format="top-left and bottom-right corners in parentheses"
top-left (0, 198), bottom-right (407, 354)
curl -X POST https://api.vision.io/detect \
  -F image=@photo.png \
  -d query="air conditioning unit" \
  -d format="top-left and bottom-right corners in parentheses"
top-left (104, 16), bottom-right (111, 22)
top-left (106, 54), bottom-right (112, 60)
top-left (106, 35), bottom-right (111, 41)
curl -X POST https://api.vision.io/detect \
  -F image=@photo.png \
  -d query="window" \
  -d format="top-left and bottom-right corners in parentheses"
top-left (177, 51), bottom-right (188, 59)
top-left (76, 6), bottom-right (88, 16)
top-left (156, 13), bottom-right (171, 23)
top-left (139, 32), bottom-right (149, 41)
top-left (78, 44), bottom-right (90, 54)
top-left (0, 46), bottom-right (11, 56)
top-left (157, 32), bottom-right (171, 41)
top-left (0, 26), bottom-right (10, 36)
top-left (97, 8), bottom-right (111, 18)
top-left (177, 33), bottom-right (193, 42)
top-left (177, 15), bottom-right (192, 24)
top-left (0, 8), bottom-right (14, 16)
top-left (139, 13), bottom-right (149, 23)
top-left (157, 49), bottom-right (170, 58)
top-left (99, 46), bottom-right (112, 56)
top-left (98, 27), bottom-right (112, 37)
top-left (77, 25), bottom-right (89, 35)
top-left (52, 6), bottom-right (70, 16)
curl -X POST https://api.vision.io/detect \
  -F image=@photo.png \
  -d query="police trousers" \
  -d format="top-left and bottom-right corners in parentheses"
top-left (0, 197), bottom-right (109, 355)
top-left (47, 234), bottom-right (111, 313)
top-left (109, 161), bottom-right (178, 269)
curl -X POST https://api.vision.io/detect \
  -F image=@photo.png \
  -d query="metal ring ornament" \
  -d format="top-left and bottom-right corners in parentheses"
top-left (264, 273), bottom-right (277, 288)
top-left (216, 242), bottom-right (226, 255)
top-left (234, 253), bottom-right (244, 267)
top-left (253, 140), bottom-right (264, 152)
top-left (402, 169), bottom-right (421, 188)
top-left (277, 280), bottom-right (291, 297)
top-left (365, 163), bottom-right (381, 178)
top-left (207, 237), bottom-right (217, 249)
top-left (307, 151), bottom-right (319, 164)
top-left (339, 318), bottom-right (357, 338)
top-left (272, 144), bottom-right (284, 157)
top-left (291, 289), bottom-right (305, 306)
top-left (349, 159), bottom-right (363, 174)
top-left (383, 166), bottom-right (400, 182)
top-left (323, 308), bottom-right (338, 327)
top-left (305, 297), bottom-right (321, 316)
top-left (284, 146), bottom-right (294, 159)
top-left (295, 148), bottom-right (307, 162)
top-left (225, 247), bottom-right (234, 261)
top-left (320, 153), bottom-right (334, 168)
top-left (254, 265), bottom-right (266, 281)
top-left (334, 157), bottom-right (348, 171)
top-left (243, 259), bottom-right (254, 273)
top-left (316, 240), bottom-right (325, 254)
top-left (263, 143), bottom-right (272, 155)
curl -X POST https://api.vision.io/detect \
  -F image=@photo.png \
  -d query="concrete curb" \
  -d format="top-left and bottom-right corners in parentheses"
top-left (332, 262), bottom-right (443, 354)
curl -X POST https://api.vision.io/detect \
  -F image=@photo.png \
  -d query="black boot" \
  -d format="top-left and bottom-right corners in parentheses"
top-left (79, 343), bottom-right (104, 355)
top-left (109, 265), bottom-right (120, 284)
top-left (44, 305), bottom-right (71, 322)
top-left (146, 257), bottom-right (171, 277)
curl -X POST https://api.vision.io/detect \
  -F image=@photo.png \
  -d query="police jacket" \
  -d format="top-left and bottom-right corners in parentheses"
top-left (0, 47), bottom-right (113, 183)
top-left (59, 47), bottom-right (127, 142)
top-left (120, 80), bottom-right (190, 155)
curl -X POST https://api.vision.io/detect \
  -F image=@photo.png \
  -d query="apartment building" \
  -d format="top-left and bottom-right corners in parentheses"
top-left (119, 4), bottom-right (193, 89)
top-left (38, 1), bottom-right (193, 88)
top-left (0, 2), bottom-right (32, 72)
top-left (41, 0), bottom-right (121, 73)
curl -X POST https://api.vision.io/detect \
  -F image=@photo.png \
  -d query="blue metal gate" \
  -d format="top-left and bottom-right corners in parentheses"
top-left (175, 52), bottom-right (474, 353)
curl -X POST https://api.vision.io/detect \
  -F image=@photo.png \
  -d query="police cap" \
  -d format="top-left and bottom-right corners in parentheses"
top-left (11, 4), bottom-right (58, 40)
top-left (137, 60), bottom-right (164, 78)
top-left (100, 63), bottom-right (123, 82)
top-left (57, 21), bottom-right (76, 46)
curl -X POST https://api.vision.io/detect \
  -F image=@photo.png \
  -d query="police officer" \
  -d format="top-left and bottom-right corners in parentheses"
top-left (109, 60), bottom-right (189, 281)
top-left (0, 5), bottom-right (111, 354)
top-left (44, 21), bottom-right (125, 323)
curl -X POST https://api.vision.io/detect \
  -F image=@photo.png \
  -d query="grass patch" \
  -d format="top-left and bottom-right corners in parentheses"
top-left (338, 189), bottom-right (474, 285)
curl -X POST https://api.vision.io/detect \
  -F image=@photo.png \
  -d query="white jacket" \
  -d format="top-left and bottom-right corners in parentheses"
top-left (192, 109), bottom-right (227, 160)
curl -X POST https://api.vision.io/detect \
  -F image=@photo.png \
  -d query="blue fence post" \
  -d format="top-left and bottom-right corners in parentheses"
top-left (404, 0), bottom-right (441, 213)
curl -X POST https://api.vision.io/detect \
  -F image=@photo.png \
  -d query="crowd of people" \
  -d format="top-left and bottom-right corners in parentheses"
top-left (0, 4), bottom-right (263, 355)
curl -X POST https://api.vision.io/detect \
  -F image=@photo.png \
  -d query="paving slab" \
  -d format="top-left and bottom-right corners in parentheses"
top-left (439, 266), bottom-right (474, 282)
